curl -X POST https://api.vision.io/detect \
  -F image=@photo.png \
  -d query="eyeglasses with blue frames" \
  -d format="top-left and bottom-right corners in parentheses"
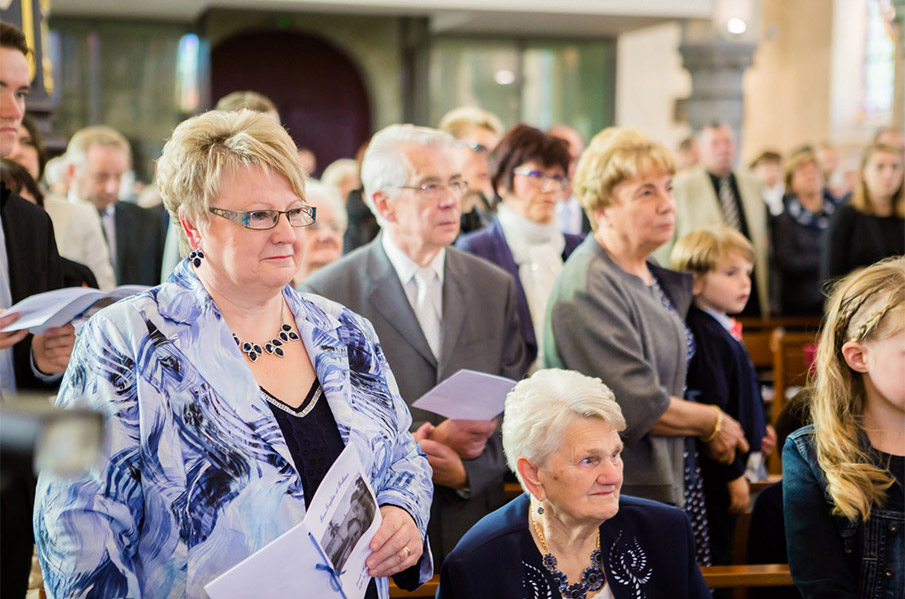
top-left (390, 179), bottom-right (469, 201)
top-left (209, 205), bottom-right (317, 230)
top-left (512, 168), bottom-right (570, 191)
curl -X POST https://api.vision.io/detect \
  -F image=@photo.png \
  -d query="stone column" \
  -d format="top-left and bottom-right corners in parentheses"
top-left (679, 20), bottom-right (757, 153)
top-left (0, 0), bottom-right (65, 153)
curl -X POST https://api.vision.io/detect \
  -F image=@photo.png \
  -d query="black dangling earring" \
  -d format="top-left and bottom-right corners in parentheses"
top-left (189, 248), bottom-right (205, 268)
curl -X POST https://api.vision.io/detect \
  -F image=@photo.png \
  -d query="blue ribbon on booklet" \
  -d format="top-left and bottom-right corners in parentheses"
top-left (310, 532), bottom-right (348, 599)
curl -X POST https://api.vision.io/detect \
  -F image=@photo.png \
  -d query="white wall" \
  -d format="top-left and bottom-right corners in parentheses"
top-left (615, 22), bottom-right (692, 151)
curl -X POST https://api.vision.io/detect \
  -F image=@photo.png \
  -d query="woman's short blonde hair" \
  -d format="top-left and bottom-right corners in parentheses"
top-left (501, 369), bottom-right (626, 494)
top-left (573, 128), bottom-right (674, 228)
top-left (783, 150), bottom-right (819, 191)
top-left (156, 109), bottom-right (307, 256)
top-left (670, 226), bottom-right (755, 278)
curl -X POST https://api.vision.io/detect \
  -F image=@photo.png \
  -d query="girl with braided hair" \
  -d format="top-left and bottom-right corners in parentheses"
top-left (783, 255), bottom-right (904, 599)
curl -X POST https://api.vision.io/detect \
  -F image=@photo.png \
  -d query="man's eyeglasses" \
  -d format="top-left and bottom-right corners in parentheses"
top-left (512, 168), bottom-right (570, 191)
top-left (391, 180), bottom-right (469, 201)
top-left (209, 206), bottom-right (317, 230)
top-left (454, 141), bottom-right (491, 155)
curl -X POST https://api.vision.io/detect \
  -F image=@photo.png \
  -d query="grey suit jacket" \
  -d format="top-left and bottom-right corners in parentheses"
top-left (303, 236), bottom-right (527, 562)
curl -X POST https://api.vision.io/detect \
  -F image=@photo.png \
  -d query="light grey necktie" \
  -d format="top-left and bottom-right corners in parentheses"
top-left (718, 176), bottom-right (742, 231)
top-left (412, 267), bottom-right (441, 359)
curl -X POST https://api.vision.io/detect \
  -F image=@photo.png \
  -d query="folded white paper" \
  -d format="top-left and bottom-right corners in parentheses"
top-left (411, 368), bottom-right (517, 421)
top-left (205, 445), bottom-right (382, 599)
top-left (0, 285), bottom-right (149, 335)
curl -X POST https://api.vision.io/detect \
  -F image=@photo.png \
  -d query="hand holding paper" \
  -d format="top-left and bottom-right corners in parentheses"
top-left (366, 505), bottom-right (422, 577)
top-left (414, 426), bottom-right (468, 490)
top-left (428, 418), bottom-right (497, 460)
top-left (0, 311), bottom-right (27, 350)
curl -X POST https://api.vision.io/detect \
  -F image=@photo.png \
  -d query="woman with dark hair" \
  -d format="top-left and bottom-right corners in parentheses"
top-left (7, 114), bottom-right (115, 289)
top-left (457, 124), bottom-right (583, 369)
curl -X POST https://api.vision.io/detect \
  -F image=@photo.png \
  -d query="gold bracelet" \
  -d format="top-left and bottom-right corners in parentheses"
top-left (699, 406), bottom-right (723, 443)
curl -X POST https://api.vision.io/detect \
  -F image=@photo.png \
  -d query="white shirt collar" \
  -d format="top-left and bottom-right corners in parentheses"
top-left (698, 304), bottom-right (733, 332)
top-left (381, 232), bottom-right (446, 288)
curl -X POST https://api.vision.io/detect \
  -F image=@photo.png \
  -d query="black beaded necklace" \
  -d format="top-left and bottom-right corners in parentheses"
top-left (532, 514), bottom-right (605, 599)
top-left (232, 303), bottom-right (299, 362)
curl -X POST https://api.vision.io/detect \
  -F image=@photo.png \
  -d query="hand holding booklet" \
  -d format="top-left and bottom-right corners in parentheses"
top-left (0, 285), bottom-right (150, 335)
top-left (205, 445), bottom-right (382, 599)
top-left (411, 368), bottom-right (517, 421)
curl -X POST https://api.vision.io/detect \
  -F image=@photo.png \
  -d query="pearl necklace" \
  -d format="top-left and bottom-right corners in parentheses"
top-left (532, 514), bottom-right (605, 599)
top-left (231, 303), bottom-right (299, 362)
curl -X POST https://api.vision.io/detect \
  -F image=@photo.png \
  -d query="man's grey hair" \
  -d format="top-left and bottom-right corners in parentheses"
top-left (501, 369), bottom-right (626, 495)
top-left (66, 125), bottom-right (132, 170)
top-left (360, 124), bottom-right (456, 220)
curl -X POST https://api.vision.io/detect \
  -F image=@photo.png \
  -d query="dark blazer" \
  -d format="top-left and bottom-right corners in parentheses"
top-left (438, 493), bottom-right (711, 599)
top-left (456, 219), bottom-right (582, 364)
top-left (1, 183), bottom-right (65, 389)
top-left (303, 235), bottom-right (527, 562)
top-left (113, 201), bottom-right (167, 286)
top-left (1, 183), bottom-right (65, 599)
top-left (821, 202), bottom-right (905, 281)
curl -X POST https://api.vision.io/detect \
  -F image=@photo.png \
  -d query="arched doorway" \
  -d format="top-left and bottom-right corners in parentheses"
top-left (211, 30), bottom-right (371, 178)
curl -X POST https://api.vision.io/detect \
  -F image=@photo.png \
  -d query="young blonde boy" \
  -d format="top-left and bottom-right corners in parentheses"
top-left (671, 226), bottom-right (769, 565)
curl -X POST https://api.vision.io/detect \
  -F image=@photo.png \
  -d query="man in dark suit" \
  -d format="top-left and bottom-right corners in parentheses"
top-left (1, 22), bottom-right (74, 599)
top-left (67, 125), bottom-right (166, 286)
top-left (304, 124), bottom-right (527, 563)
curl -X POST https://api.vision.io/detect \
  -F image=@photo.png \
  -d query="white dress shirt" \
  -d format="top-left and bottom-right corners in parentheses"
top-left (381, 233), bottom-right (445, 326)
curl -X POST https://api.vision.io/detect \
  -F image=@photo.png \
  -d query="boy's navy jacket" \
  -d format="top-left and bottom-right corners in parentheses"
top-left (686, 305), bottom-right (765, 481)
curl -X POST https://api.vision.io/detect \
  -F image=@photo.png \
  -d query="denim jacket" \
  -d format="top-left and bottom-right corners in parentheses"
top-left (783, 425), bottom-right (904, 599)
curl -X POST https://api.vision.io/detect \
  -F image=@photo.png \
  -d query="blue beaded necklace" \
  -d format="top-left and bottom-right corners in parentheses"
top-left (232, 303), bottom-right (299, 362)
top-left (532, 515), bottom-right (605, 599)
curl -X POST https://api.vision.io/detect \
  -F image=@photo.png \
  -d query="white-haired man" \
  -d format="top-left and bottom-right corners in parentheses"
top-left (304, 124), bottom-right (527, 563)
top-left (67, 125), bottom-right (166, 286)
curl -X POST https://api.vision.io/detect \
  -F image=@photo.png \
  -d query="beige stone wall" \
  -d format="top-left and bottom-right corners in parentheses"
top-left (615, 22), bottom-right (693, 151)
top-left (204, 10), bottom-right (404, 131)
top-left (741, 0), bottom-right (835, 164)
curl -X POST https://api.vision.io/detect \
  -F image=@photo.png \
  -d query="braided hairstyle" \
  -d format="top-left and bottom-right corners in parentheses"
top-left (812, 255), bottom-right (905, 521)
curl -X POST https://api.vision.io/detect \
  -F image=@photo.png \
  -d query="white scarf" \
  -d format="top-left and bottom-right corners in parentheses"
top-left (497, 203), bottom-right (566, 370)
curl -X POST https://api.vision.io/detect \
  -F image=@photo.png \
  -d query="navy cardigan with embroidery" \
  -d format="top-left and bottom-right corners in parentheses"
top-left (438, 493), bottom-right (710, 599)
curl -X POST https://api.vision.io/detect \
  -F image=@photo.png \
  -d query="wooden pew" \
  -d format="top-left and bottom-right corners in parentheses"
top-left (388, 564), bottom-right (793, 597)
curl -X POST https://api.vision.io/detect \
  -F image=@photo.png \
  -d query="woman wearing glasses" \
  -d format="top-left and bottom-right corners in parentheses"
top-left (34, 110), bottom-right (433, 599)
top-left (457, 124), bottom-right (583, 369)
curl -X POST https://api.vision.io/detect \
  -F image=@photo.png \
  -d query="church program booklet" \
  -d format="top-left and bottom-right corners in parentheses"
top-left (205, 445), bottom-right (381, 599)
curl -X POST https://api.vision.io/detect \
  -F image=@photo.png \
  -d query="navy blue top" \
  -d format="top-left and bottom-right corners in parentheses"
top-left (263, 380), bottom-right (379, 599)
top-left (438, 493), bottom-right (710, 599)
top-left (686, 306), bottom-right (766, 482)
top-left (262, 379), bottom-right (346, 501)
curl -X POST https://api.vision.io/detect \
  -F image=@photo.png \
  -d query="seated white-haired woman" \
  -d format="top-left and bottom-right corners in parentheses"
top-left (34, 110), bottom-right (432, 599)
top-left (438, 369), bottom-right (710, 599)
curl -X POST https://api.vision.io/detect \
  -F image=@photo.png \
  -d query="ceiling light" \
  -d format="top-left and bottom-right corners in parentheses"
top-left (727, 18), bottom-right (748, 35)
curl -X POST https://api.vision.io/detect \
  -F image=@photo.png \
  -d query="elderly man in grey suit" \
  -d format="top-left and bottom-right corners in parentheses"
top-left (304, 124), bottom-right (527, 563)
top-left (658, 122), bottom-right (768, 316)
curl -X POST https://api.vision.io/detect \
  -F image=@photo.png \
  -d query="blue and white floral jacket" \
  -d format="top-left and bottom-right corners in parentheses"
top-left (34, 259), bottom-right (434, 599)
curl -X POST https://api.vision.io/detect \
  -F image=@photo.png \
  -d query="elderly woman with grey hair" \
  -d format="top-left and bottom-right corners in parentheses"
top-left (437, 369), bottom-right (710, 599)
top-left (293, 181), bottom-right (348, 285)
